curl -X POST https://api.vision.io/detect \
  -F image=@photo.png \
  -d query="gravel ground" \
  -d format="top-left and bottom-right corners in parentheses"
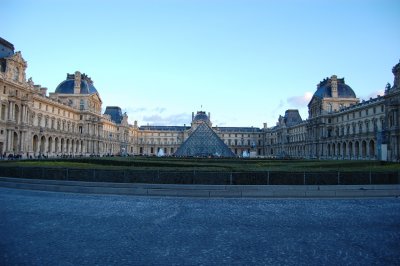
top-left (0, 187), bottom-right (399, 266)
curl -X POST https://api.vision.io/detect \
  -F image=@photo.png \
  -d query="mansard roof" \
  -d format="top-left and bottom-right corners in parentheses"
top-left (55, 73), bottom-right (98, 94)
top-left (139, 125), bottom-right (189, 131)
top-left (217, 127), bottom-right (263, 133)
top-left (175, 123), bottom-right (235, 157)
top-left (104, 106), bottom-right (123, 124)
top-left (313, 76), bottom-right (356, 99)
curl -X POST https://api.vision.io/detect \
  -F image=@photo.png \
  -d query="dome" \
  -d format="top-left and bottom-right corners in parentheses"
top-left (55, 72), bottom-right (98, 94)
top-left (313, 76), bottom-right (356, 99)
top-left (192, 111), bottom-right (210, 123)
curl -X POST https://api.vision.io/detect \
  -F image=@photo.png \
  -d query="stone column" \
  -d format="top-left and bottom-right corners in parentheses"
top-left (6, 130), bottom-right (12, 152)
top-left (8, 102), bottom-right (13, 121)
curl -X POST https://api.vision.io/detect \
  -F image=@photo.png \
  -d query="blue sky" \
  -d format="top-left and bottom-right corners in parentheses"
top-left (2, 0), bottom-right (399, 127)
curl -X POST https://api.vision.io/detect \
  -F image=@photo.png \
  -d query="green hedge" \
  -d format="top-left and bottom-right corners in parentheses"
top-left (0, 166), bottom-right (399, 185)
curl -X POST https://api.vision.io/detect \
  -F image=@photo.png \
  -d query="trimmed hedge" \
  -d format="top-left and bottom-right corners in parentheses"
top-left (0, 166), bottom-right (399, 185)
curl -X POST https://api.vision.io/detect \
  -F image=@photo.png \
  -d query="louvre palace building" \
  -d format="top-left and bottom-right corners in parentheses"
top-left (1, 37), bottom-right (399, 161)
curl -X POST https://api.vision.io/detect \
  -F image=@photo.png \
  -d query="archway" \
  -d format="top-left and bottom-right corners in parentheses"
top-left (343, 142), bottom-right (347, 158)
top-left (54, 137), bottom-right (59, 154)
top-left (354, 141), bottom-right (360, 158)
top-left (362, 140), bottom-right (367, 158)
top-left (348, 141), bottom-right (353, 158)
top-left (13, 132), bottom-right (18, 153)
top-left (66, 139), bottom-right (70, 154)
top-left (32, 135), bottom-right (39, 154)
top-left (369, 140), bottom-right (375, 158)
top-left (61, 138), bottom-right (65, 154)
top-left (40, 136), bottom-right (46, 154)
top-left (48, 137), bottom-right (53, 153)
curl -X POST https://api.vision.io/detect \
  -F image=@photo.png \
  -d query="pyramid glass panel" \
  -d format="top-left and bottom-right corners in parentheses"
top-left (175, 123), bottom-right (235, 157)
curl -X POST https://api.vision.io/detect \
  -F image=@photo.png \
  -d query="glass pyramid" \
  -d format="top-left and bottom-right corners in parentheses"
top-left (174, 123), bottom-right (236, 157)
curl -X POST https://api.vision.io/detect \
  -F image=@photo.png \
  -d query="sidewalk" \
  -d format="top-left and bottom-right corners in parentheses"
top-left (0, 177), bottom-right (399, 198)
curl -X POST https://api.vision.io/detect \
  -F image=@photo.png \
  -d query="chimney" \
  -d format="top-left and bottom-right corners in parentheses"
top-left (40, 87), bottom-right (47, 97)
top-left (331, 75), bottom-right (338, 98)
top-left (263, 123), bottom-right (267, 129)
top-left (192, 112), bottom-right (194, 121)
top-left (74, 71), bottom-right (81, 94)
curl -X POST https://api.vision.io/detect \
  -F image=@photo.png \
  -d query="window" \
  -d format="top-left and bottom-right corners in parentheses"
top-left (80, 100), bottom-right (84, 110)
top-left (1, 104), bottom-right (5, 120)
top-left (13, 67), bottom-right (19, 81)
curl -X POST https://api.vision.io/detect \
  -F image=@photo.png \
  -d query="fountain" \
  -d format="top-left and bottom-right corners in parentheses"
top-left (157, 148), bottom-right (165, 157)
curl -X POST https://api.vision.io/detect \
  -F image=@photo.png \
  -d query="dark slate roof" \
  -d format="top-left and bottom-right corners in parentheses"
top-left (55, 74), bottom-right (98, 94)
top-left (193, 111), bottom-right (210, 123)
top-left (139, 126), bottom-right (189, 131)
top-left (284, 109), bottom-right (303, 127)
top-left (104, 106), bottom-right (123, 124)
top-left (216, 127), bottom-right (262, 133)
top-left (0, 37), bottom-right (14, 58)
top-left (175, 123), bottom-right (235, 157)
top-left (313, 77), bottom-right (356, 99)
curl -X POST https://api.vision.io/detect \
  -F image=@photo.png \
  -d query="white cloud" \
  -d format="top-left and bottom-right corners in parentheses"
top-left (142, 113), bottom-right (191, 126)
top-left (287, 91), bottom-right (313, 107)
top-left (361, 89), bottom-right (384, 100)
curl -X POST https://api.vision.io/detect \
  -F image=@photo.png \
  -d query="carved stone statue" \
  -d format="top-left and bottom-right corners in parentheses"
top-left (385, 82), bottom-right (391, 92)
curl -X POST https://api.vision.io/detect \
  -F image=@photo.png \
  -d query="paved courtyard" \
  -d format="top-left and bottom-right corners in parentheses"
top-left (0, 187), bottom-right (399, 265)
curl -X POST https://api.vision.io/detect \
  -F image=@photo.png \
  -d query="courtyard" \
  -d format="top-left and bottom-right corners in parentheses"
top-left (0, 187), bottom-right (399, 265)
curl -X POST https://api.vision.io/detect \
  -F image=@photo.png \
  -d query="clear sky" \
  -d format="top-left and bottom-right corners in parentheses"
top-left (2, 0), bottom-right (400, 127)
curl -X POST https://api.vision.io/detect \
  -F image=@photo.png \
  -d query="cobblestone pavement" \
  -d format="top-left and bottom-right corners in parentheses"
top-left (0, 187), bottom-right (399, 266)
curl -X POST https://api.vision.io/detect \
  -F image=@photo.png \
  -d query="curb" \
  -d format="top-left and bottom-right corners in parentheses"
top-left (0, 177), bottom-right (399, 198)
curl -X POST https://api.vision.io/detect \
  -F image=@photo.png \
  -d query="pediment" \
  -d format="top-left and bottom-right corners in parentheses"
top-left (9, 51), bottom-right (27, 67)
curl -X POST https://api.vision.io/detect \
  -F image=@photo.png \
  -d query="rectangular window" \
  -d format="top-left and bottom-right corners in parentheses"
top-left (1, 104), bottom-right (5, 120)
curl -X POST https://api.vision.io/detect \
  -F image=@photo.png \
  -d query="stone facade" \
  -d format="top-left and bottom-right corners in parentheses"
top-left (0, 38), bottom-right (399, 161)
top-left (265, 67), bottom-right (400, 161)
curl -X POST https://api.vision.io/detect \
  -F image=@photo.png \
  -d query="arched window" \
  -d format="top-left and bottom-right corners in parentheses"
top-left (13, 67), bottom-right (19, 81)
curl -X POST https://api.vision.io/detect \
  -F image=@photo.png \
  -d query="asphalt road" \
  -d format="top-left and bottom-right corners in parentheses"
top-left (0, 187), bottom-right (399, 265)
